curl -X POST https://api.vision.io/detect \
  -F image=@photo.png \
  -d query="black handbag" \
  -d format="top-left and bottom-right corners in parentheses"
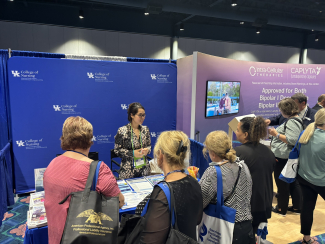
top-left (59, 160), bottom-right (119, 244)
top-left (118, 181), bottom-right (198, 244)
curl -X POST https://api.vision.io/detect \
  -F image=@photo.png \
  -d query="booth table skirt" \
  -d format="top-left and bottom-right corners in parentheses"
top-left (23, 208), bottom-right (136, 244)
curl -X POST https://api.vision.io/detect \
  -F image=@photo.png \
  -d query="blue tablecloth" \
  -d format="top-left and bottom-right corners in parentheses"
top-left (24, 208), bottom-right (136, 244)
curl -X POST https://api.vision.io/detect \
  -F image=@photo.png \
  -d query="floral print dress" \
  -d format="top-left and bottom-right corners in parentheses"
top-left (114, 124), bottom-right (151, 179)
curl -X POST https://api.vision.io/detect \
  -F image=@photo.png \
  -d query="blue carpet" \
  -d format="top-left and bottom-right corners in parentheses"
top-left (289, 233), bottom-right (325, 244)
top-left (0, 196), bottom-right (30, 244)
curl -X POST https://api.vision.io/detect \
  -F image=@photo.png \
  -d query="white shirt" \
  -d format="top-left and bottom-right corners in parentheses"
top-left (299, 106), bottom-right (308, 120)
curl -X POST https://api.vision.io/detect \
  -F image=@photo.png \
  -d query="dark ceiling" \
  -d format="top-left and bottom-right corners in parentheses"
top-left (1, 0), bottom-right (325, 50)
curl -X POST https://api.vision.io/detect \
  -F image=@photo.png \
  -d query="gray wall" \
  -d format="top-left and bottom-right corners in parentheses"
top-left (1, 20), bottom-right (322, 64)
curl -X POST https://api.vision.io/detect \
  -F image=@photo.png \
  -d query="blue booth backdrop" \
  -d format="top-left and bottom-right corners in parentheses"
top-left (8, 57), bottom-right (177, 194)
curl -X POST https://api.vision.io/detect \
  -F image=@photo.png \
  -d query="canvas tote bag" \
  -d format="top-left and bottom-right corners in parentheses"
top-left (279, 131), bottom-right (304, 183)
top-left (197, 165), bottom-right (240, 244)
top-left (59, 160), bottom-right (119, 244)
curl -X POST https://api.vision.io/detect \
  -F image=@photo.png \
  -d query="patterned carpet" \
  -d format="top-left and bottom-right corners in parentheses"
top-left (289, 234), bottom-right (325, 244)
top-left (0, 196), bottom-right (29, 244)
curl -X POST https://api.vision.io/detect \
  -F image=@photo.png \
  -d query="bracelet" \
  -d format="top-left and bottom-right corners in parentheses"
top-left (276, 133), bottom-right (280, 139)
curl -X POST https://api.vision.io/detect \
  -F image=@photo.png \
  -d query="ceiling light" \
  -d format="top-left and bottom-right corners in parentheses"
top-left (180, 23), bottom-right (184, 31)
top-left (320, 11), bottom-right (323, 13)
top-left (9, 0), bottom-right (14, 1)
top-left (312, 29), bottom-right (314, 31)
top-left (79, 10), bottom-right (84, 19)
top-left (144, 12), bottom-right (149, 15)
top-left (256, 27), bottom-right (260, 34)
top-left (240, 21), bottom-right (244, 25)
top-left (315, 34), bottom-right (319, 41)
top-left (231, 0), bottom-right (237, 6)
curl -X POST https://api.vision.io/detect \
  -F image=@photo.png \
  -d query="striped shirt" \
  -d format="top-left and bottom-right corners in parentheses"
top-left (199, 158), bottom-right (253, 222)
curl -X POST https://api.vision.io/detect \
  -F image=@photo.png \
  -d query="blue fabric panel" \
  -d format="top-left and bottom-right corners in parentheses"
top-left (0, 50), bottom-right (10, 149)
top-left (127, 57), bottom-right (176, 64)
top-left (8, 57), bottom-right (177, 193)
top-left (189, 139), bottom-right (211, 177)
top-left (11, 50), bottom-right (65, 59)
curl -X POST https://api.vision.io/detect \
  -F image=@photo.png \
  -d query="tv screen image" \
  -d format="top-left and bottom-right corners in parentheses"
top-left (206, 81), bottom-right (241, 117)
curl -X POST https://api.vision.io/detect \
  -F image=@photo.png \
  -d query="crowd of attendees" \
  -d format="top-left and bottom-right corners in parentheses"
top-left (43, 93), bottom-right (325, 244)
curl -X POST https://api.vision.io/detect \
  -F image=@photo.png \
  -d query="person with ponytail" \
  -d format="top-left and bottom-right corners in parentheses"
top-left (130, 131), bottom-right (203, 243)
top-left (200, 131), bottom-right (255, 244)
top-left (296, 108), bottom-right (325, 244)
top-left (234, 116), bottom-right (275, 235)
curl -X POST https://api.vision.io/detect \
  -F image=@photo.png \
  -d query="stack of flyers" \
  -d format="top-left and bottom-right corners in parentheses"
top-left (28, 205), bottom-right (47, 229)
top-left (145, 174), bottom-right (164, 186)
top-left (29, 191), bottom-right (45, 209)
top-left (117, 180), bottom-right (133, 194)
top-left (125, 178), bottom-right (153, 193)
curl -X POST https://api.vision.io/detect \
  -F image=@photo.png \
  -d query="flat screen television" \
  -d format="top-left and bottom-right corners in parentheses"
top-left (205, 81), bottom-right (241, 118)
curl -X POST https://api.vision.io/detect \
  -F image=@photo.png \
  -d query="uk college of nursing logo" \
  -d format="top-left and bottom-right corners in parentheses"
top-left (53, 104), bottom-right (80, 114)
top-left (249, 66), bottom-right (284, 77)
top-left (16, 138), bottom-right (47, 149)
top-left (16, 140), bottom-right (25, 147)
top-left (11, 70), bottom-right (43, 81)
top-left (12, 70), bottom-right (20, 77)
top-left (150, 73), bottom-right (172, 83)
top-left (121, 104), bottom-right (128, 110)
top-left (150, 132), bottom-right (161, 138)
top-left (87, 72), bottom-right (112, 82)
top-left (87, 72), bottom-right (94, 78)
top-left (92, 134), bottom-right (113, 144)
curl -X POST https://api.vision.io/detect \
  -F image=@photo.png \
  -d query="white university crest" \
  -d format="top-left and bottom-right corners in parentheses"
top-left (92, 136), bottom-right (97, 141)
top-left (16, 140), bottom-right (25, 147)
top-left (151, 132), bottom-right (156, 137)
top-left (12, 70), bottom-right (20, 77)
top-left (87, 73), bottom-right (94, 78)
top-left (53, 105), bottom-right (61, 111)
top-left (151, 74), bottom-right (157, 80)
top-left (121, 104), bottom-right (127, 110)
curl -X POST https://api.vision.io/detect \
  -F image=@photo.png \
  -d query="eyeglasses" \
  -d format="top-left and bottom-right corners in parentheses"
top-left (137, 113), bottom-right (146, 118)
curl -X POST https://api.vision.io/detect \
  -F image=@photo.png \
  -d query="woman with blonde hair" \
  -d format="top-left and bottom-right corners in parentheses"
top-left (131, 130), bottom-right (203, 243)
top-left (297, 108), bottom-right (325, 244)
top-left (44, 116), bottom-right (124, 244)
top-left (200, 131), bottom-right (254, 244)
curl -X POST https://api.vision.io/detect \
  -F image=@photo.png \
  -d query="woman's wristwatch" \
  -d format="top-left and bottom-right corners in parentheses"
top-left (276, 133), bottom-right (280, 139)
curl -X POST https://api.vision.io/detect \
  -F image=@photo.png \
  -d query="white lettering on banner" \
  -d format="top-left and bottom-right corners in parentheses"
top-left (260, 95), bottom-right (276, 101)
top-left (150, 74), bottom-right (172, 83)
top-left (121, 104), bottom-right (128, 110)
top-left (11, 70), bottom-right (43, 81)
top-left (259, 103), bottom-right (275, 109)
top-left (249, 66), bottom-right (284, 77)
top-left (16, 138), bottom-right (47, 149)
top-left (262, 88), bottom-right (285, 94)
top-left (87, 72), bottom-right (112, 82)
top-left (92, 135), bottom-right (113, 144)
top-left (290, 67), bottom-right (321, 79)
top-left (53, 104), bottom-right (81, 114)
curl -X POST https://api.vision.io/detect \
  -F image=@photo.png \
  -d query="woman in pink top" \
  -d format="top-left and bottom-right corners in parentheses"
top-left (44, 116), bottom-right (124, 244)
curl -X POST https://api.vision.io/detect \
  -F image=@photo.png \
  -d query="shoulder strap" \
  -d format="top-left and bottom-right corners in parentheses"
top-left (82, 160), bottom-right (100, 201)
top-left (294, 130), bottom-right (305, 153)
top-left (91, 161), bottom-right (102, 191)
top-left (284, 117), bottom-right (304, 131)
top-left (141, 182), bottom-right (175, 227)
top-left (224, 164), bottom-right (242, 203)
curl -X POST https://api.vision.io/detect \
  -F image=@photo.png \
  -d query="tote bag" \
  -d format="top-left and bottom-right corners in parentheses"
top-left (59, 160), bottom-right (119, 244)
top-left (279, 131), bottom-right (304, 183)
top-left (197, 166), bottom-right (237, 244)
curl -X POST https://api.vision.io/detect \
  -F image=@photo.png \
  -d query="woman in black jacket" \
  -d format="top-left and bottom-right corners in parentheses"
top-left (234, 116), bottom-right (275, 235)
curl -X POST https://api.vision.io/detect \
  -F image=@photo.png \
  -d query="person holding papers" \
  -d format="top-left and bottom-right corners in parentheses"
top-left (114, 102), bottom-right (151, 179)
top-left (43, 116), bottom-right (124, 244)
top-left (131, 131), bottom-right (203, 243)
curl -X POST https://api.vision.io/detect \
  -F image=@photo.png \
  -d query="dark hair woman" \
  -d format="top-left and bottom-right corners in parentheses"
top-left (235, 116), bottom-right (275, 238)
top-left (114, 102), bottom-right (151, 179)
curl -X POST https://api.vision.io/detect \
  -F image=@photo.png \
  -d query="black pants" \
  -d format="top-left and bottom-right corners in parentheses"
top-left (233, 220), bottom-right (255, 244)
top-left (297, 174), bottom-right (325, 235)
top-left (274, 157), bottom-right (302, 214)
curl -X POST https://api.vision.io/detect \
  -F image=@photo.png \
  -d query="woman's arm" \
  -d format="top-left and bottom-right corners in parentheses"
top-left (118, 192), bottom-right (125, 209)
top-left (199, 167), bottom-right (217, 209)
top-left (139, 188), bottom-right (170, 244)
top-left (114, 127), bottom-right (133, 158)
top-left (269, 127), bottom-right (288, 144)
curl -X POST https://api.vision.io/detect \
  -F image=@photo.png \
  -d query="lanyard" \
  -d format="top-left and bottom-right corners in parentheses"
top-left (164, 170), bottom-right (183, 180)
top-left (67, 150), bottom-right (87, 157)
top-left (130, 124), bottom-right (143, 151)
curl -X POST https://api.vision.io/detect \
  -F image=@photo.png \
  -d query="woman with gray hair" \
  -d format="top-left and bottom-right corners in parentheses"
top-left (268, 98), bottom-right (304, 216)
top-left (297, 108), bottom-right (325, 244)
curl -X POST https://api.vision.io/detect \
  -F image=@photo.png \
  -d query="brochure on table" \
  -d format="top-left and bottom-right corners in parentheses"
top-left (118, 174), bottom-right (164, 210)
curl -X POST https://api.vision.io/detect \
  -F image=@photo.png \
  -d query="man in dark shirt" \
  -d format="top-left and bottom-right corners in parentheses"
top-left (265, 93), bottom-right (317, 127)
top-left (312, 94), bottom-right (325, 111)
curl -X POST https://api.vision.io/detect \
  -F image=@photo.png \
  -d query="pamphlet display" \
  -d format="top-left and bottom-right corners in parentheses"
top-left (118, 174), bottom-right (164, 210)
top-left (34, 168), bottom-right (46, 192)
top-left (28, 191), bottom-right (47, 229)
